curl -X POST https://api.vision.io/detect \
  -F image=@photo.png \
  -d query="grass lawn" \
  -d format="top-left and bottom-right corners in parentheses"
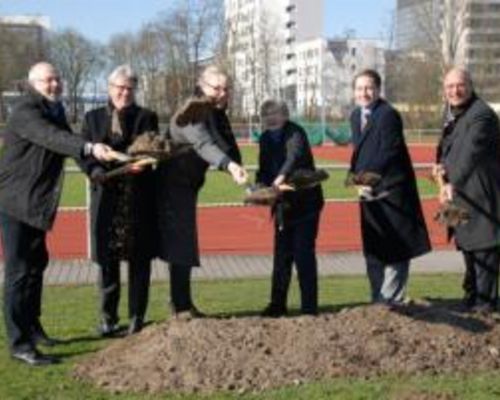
top-left (1, 274), bottom-right (500, 399)
top-left (60, 147), bottom-right (437, 207)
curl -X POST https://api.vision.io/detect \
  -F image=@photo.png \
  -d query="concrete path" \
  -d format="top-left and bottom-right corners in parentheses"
top-left (0, 251), bottom-right (465, 286)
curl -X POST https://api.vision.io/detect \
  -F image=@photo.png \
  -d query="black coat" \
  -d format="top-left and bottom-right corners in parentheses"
top-left (350, 99), bottom-right (431, 263)
top-left (156, 99), bottom-right (242, 266)
top-left (0, 88), bottom-right (86, 231)
top-left (79, 104), bottom-right (159, 263)
top-left (438, 96), bottom-right (500, 251)
top-left (256, 121), bottom-right (324, 223)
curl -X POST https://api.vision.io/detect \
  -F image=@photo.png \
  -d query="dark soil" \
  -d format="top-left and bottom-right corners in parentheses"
top-left (73, 301), bottom-right (500, 395)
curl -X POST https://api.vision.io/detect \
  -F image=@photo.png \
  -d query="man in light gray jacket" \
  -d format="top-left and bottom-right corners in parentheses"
top-left (157, 65), bottom-right (247, 317)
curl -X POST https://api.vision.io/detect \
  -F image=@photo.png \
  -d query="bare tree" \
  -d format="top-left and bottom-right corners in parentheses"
top-left (49, 29), bottom-right (104, 122)
top-left (135, 24), bottom-right (164, 112)
top-left (129, 0), bottom-right (225, 116)
top-left (224, 6), bottom-right (284, 118)
top-left (441, 0), bottom-right (468, 67)
top-left (107, 32), bottom-right (138, 68)
top-left (406, 0), bottom-right (468, 68)
top-left (0, 21), bottom-right (47, 121)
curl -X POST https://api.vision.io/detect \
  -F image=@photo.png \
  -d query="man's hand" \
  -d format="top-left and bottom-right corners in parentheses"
top-left (228, 161), bottom-right (249, 185)
top-left (431, 163), bottom-right (445, 182)
top-left (356, 185), bottom-right (373, 199)
top-left (439, 183), bottom-right (453, 204)
top-left (272, 174), bottom-right (285, 188)
top-left (91, 143), bottom-right (116, 162)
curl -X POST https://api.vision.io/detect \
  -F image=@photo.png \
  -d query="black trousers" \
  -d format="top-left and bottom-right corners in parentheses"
top-left (0, 213), bottom-right (48, 352)
top-left (97, 257), bottom-right (151, 324)
top-left (462, 247), bottom-right (500, 308)
top-left (169, 264), bottom-right (193, 312)
top-left (270, 213), bottom-right (320, 314)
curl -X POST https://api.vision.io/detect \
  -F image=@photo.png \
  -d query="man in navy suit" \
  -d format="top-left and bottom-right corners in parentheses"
top-left (349, 69), bottom-right (431, 304)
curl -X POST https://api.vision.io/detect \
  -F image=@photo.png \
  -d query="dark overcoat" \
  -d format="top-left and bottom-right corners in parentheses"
top-left (79, 104), bottom-right (159, 263)
top-left (438, 96), bottom-right (500, 251)
top-left (349, 99), bottom-right (431, 263)
top-left (256, 120), bottom-right (324, 223)
top-left (0, 88), bottom-right (85, 231)
top-left (156, 97), bottom-right (242, 266)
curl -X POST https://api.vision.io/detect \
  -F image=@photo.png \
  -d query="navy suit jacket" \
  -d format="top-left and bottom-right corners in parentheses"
top-left (349, 98), bottom-right (430, 263)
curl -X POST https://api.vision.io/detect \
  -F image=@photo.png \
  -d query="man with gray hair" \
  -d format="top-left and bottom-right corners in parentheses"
top-left (435, 67), bottom-right (500, 312)
top-left (157, 65), bottom-right (248, 317)
top-left (79, 64), bottom-right (160, 336)
top-left (0, 62), bottom-right (114, 366)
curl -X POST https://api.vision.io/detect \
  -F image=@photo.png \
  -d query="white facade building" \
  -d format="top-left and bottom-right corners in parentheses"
top-left (224, 0), bottom-right (324, 116)
top-left (225, 0), bottom-right (386, 118)
top-left (295, 37), bottom-right (386, 118)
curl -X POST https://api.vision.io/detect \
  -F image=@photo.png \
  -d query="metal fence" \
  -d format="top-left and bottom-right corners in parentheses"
top-left (230, 123), bottom-right (440, 144)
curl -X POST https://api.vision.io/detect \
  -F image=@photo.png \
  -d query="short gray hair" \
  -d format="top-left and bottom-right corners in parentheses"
top-left (108, 64), bottom-right (138, 86)
top-left (197, 65), bottom-right (228, 86)
top-left (444, 66), bottom-right (474, 89)
top-left (260, 99), bottom-right (290, 118)
top-left (28, 62), bottom-right (58, 82)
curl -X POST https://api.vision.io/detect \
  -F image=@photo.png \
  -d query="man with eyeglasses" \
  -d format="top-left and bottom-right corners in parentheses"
top-left (157, 65), bottom-right (248, 318)
top-left (78, 65), bottom-right (160, 337)
top-left (435, 67), bottom-right (500, 313)
top-left (0, 62), bottom-right (115, 366)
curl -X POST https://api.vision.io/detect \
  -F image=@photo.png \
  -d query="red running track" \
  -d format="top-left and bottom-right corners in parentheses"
top-left (0, 145), bottom-right (446, 260)
top-left (312, 144), bottom-right (437, 164)
top-left (0, 199), bottom-right (450, 260)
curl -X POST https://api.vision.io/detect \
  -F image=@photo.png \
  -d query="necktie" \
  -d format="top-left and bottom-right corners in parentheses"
top-left (111, 109), bottom-right (123, 137)
top-left (361, 107), bottom-right (370, 131)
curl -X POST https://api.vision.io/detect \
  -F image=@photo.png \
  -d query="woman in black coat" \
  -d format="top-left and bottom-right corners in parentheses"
top-left (349, 69), bottom-right (431, 304)
top-left (79, 65), bottom-right (159, 335)
top-left (256, 100), bottom-right (324, 316)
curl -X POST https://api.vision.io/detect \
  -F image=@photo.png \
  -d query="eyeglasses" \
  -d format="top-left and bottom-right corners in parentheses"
top-left (202, 80), bottom-right (230, 92)
top-left (34, 76), bottom-right (61, 84)
top-left (111, 83), bottom-right (135, 92)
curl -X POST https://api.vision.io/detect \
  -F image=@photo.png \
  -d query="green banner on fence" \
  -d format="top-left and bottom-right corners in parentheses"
top-left (251, 120), bottom-right (352, 147)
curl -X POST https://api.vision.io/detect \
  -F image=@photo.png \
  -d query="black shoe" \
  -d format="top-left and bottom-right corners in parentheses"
top-left (462, 294), bottom-right (476, 309)
top-left (261, 304), bottom-right (287, 318)
top-left (11, 349), bottom-right (60, 366)
top-left (97, 320), bottom-right (120, 337)
top-left (472, 304), bottom-right (495, 315)
top-left (31, 322), bottom-right (62, 347)
top-left (172, 305), bottom-right (206, 320)
top-left (127, 317), bottom-right (144, 335)
top-left (33, 334), bottom-right (62, 347)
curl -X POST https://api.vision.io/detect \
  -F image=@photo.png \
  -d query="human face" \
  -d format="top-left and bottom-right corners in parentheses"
top-left (353, 75), bottom-right (380, 108)
top-left (262, 108), bottom-right (287, 130)
top-left (31, 65), bottom-right (63, 102)
top-left (443, 70), bottom-right (472, 107)
top-left (108, 76), bottom-right (136, 110)
top-left (200, 73), bottom-right (230, 109)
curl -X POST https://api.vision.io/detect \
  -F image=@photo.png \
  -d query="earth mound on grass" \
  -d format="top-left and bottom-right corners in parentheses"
top-left (73, 301), bottom-right (500, 395)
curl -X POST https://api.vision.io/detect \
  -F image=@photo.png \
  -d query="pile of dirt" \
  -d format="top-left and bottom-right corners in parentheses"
top-left (73, 301), bottom-right (500, 395)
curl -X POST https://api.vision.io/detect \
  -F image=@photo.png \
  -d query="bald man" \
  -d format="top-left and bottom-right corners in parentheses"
top-left (435, 67), bottom-right (500, 313)
top-left (0, 62), bottom-right (114, 365)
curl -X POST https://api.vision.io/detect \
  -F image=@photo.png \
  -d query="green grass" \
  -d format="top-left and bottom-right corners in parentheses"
top-left (1, 273), bottom-right (500, 399)
top-left (60, 147), bottom-right (437, 207)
